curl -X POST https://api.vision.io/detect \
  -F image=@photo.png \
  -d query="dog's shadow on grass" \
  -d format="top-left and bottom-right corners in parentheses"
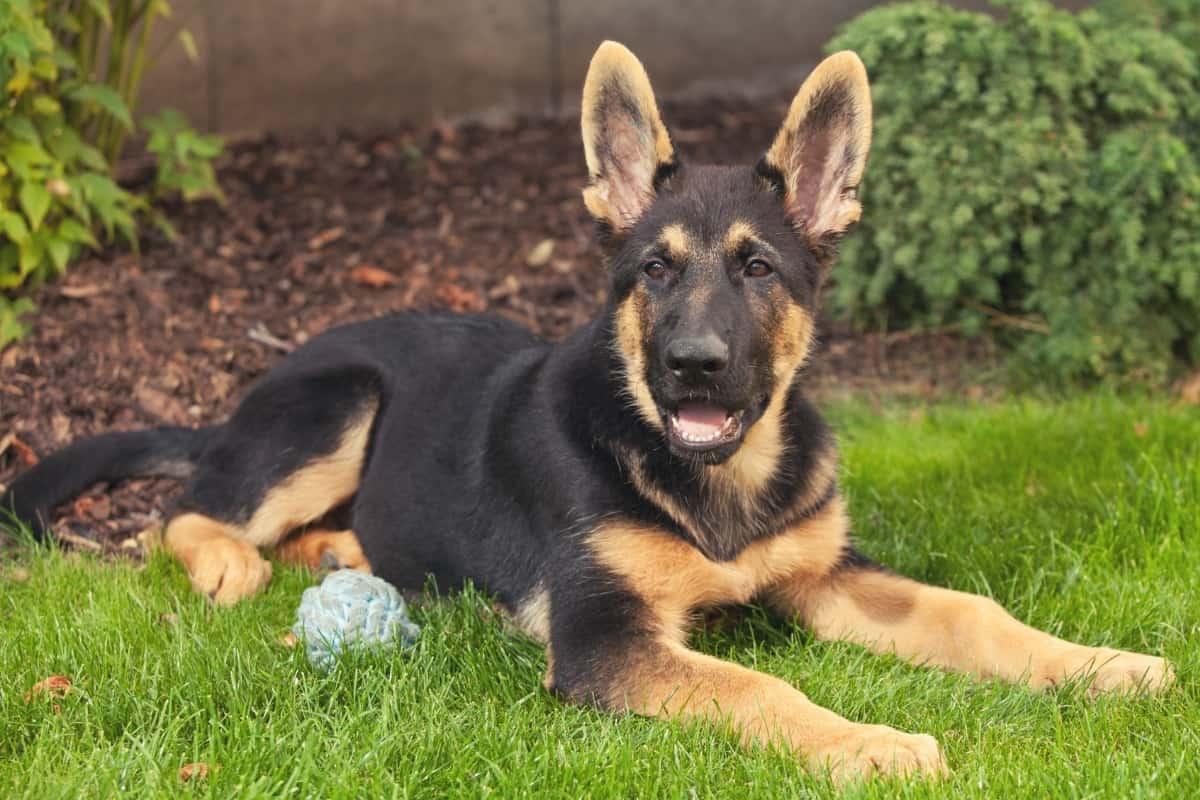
top-left (689, 603), bottom-right (815, 660)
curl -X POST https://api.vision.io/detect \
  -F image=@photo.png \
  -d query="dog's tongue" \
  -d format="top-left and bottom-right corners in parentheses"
top-left (674, 402), bottom-right (728, 438)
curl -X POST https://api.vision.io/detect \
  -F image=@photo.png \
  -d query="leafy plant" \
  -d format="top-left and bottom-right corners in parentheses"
top-left (1, 0), bottom-right (220, 347)
top-left (143, 109), bottom-right (223, 202)
top-left (829, 0), bottom-right (1200, 382)
top-left (1, 0), bottom-right (141, 336)
top-left (48, 0), bottom-right (201, 165)
top-left (1096, 0), bottom-right (1200, 59)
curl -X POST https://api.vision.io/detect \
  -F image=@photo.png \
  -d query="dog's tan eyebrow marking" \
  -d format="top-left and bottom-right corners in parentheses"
top-left (724, 220), bottom-right (761, 255)
top-left (658, 223), bottom-right (693, 261)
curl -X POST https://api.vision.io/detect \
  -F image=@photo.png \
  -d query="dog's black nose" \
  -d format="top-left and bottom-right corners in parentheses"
top-left (664, 333), bottom-right (729, 381)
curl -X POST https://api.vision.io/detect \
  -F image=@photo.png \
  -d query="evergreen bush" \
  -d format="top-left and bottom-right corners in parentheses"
top-left (830, 0), bottom-right (1200, 381)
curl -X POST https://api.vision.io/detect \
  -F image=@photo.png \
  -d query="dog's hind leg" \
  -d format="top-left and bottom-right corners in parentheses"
top-left (165, 513), bottom-right (273, 605)
top-left (165, 366), bottom-right (381, 604)
top-left (274, 529), bottom-right (370, 573)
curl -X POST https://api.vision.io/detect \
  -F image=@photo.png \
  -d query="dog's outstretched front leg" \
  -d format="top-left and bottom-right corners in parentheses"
top-left (547, 628), bottom-right (945, 782)
top-left (765, 552), bottom-right (1174, 697)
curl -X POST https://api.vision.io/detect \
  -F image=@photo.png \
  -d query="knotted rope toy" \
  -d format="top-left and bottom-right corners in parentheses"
top-left (292, 570), bottom-right (421, 671)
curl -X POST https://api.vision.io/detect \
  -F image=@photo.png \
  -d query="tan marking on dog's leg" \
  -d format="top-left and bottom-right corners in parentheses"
top-left (769, 568), bottom-right (1174, 696)
top-left (610, 640), bottom-right (945, 782)
top-left (241, 408), bottom-right (375, 547)
top-left (164, 513), bottom-right (272, 606)
top-left (583, 513), bottom-right (940, 780)
top-left (542, 645), bottom-right (556, 691)
top-left (274, 529), bottom-right (370, 573)
top-left (509, 586), bottom-right (551, 644)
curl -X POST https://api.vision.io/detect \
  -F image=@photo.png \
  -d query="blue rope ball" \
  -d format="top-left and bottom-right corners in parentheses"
top-left (292, 570), bottom-right (421, 671)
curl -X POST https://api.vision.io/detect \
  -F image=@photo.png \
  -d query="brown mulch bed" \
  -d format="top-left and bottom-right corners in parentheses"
top-left (0, 94), bottom-right (990, 550)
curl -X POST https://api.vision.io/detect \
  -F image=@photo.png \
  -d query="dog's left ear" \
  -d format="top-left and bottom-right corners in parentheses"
top-left (759, 51), bottom-right (872, 243)
top-left (580, 41), bottom-right (676, 233)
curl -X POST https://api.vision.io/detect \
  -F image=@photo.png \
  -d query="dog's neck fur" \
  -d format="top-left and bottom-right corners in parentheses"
top-left (546, 309), bottom-right (838, 563)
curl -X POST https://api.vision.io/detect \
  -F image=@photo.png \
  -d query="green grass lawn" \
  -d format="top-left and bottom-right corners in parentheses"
top-left (2, 394), bottom-right (1197, 798)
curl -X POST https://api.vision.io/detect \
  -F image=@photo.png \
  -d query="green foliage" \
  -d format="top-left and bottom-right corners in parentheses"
top-left (0, 0), bottom-right (142, 324)
top-left (143, 109), bottom-right (223, 202)
top-left (829, 0), bottom-right (1200, 382)
top-left (52, 0), bottom-right (162, 164)
top-left (0, 0), bottom-right (222, 347)
top-left (1096, 0), bottom-right (1200, 59)
top-left (0, 296), bottom-right (35, 342)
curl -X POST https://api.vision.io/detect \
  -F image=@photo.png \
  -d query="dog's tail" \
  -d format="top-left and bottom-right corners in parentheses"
top-left (1, 426), bottom-right (213, 540)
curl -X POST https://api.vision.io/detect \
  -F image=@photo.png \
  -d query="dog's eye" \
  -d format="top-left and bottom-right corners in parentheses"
top-left (643, 260), bottom-right (668, 280)
top-left (744, 258), bottom-right (773, 278)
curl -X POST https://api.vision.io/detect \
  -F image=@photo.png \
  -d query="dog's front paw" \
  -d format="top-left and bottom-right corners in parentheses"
top-left (1041, 646), bottom-right (1174, 697)
top-left (186, 537), bottom-right (272, 605)
top-left (813, 724), bottom-right (947, 783)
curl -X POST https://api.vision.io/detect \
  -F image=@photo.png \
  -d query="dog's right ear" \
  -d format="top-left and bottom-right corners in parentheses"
top-left (581, 41), bottom-right (676, 233)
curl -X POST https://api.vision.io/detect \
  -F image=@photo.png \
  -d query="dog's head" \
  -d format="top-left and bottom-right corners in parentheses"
top-left (584, 42), bottom-right (872, 465)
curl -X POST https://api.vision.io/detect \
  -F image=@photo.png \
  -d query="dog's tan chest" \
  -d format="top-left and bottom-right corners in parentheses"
top-left (588, 495), bottom-right (849, 633)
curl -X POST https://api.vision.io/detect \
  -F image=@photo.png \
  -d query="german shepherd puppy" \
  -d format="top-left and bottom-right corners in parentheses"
top-left (3, 43), bottom-right (1173, 781)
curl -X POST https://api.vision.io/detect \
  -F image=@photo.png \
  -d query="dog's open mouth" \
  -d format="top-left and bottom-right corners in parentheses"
top-left (666, 401), bottom-right (744, 451)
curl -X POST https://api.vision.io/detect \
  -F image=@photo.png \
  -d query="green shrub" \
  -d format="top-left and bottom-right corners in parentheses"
top-left (829, 0), bottom-right (1200, 382)
top-left (0, 0), bottom-right (222, 346)
top-left (143, 109), bottom-right (224, 203)
top-left (1097, 0), bottom-right (1200, 59)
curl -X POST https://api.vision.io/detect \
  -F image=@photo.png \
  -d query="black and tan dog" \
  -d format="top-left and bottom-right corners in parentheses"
top-left (3, 43), bottom-right (1173, 780)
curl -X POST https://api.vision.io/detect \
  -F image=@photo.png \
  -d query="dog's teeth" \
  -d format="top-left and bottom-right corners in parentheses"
top-left (678, 423), bottom-right (727, 443)
top-left (671, 410), bottom-right (739, 445)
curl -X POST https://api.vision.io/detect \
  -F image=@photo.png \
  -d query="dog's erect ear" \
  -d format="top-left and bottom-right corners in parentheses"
top-left (581, 41), bottom-right (676, 232)
top-left (759, 51), bottom-right (872, 242)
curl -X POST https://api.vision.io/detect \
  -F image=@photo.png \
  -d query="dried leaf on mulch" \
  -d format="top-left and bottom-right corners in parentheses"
top-left (525, 238), bottom-right (556, 267)
top-left (134, 383), bottom-right (188, 424)
top-left (349, 264), bottom-right (398, 288)
top-left (434, 284), bottom-right (486, 313)
top-left (50, 413), bottom-right (72, 444)
top-left (0, 433), bottom-right (38, 467)
top-left (73, 493), bottom-right (112, 520)
top-left (307, 226), bottom-right (345, 250)
top-left (59, 284), bottom-right (104, 299)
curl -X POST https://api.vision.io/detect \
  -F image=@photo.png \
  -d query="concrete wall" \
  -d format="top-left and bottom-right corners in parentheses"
top-left (140, 0), bottom-right (1088, 135)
